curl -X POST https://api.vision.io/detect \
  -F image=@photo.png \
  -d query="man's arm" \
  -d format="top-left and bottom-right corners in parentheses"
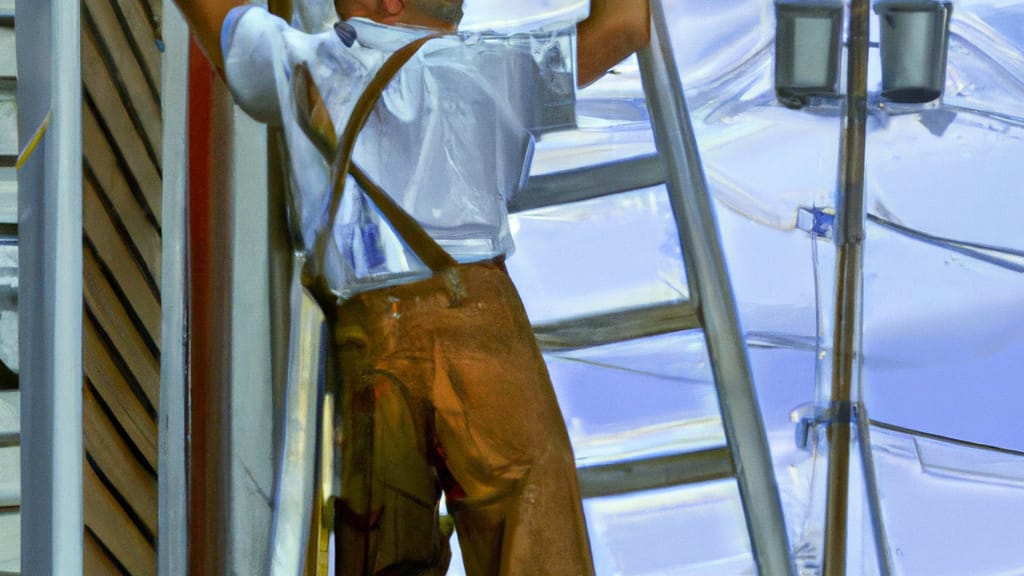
top-left (172, 0), bottom-right (247, 70)
top-left (576, 0), bottom-right (650, 88)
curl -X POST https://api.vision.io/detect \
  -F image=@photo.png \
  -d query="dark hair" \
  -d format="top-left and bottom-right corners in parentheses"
top-left (420, 0), bottom-right (464, 26)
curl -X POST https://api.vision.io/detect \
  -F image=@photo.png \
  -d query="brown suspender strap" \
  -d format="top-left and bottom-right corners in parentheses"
top-left (348, 163), bottom-right (458, 272)
top-left (311, 32), bottom-right (458, 283)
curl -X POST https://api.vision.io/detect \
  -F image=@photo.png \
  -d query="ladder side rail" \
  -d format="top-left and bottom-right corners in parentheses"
top-left (637, 3), bottom-right (795, 575)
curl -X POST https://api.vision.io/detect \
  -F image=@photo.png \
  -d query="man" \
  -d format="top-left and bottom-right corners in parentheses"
top-left (173, 0), bottom-right (650, 573)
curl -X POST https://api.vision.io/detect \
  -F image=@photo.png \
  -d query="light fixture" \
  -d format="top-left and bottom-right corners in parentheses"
top-left (874, 0), bottom-right (953, 103)
top-left (774, 0), bottom-right (844, 108)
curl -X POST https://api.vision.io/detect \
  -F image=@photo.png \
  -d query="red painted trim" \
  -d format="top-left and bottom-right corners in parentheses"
top-left (187, 37), bottom-right (219, 576)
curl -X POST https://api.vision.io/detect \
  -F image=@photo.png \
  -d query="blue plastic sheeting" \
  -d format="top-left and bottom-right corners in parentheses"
top-left (461, 0), bottom-right (589, 30)
top-left (444, 0), bottom-right (1024, 573)
top-left (872, 426), bottom-right (1024, 576)
top-left (861, 220), bottom-right (1024, 453)
top-left (509, 186), bottom-right (689, 324)
top-left (584, 480), bottom-right (753, 576)
top-left (545, 333), bottom-right (722, 465)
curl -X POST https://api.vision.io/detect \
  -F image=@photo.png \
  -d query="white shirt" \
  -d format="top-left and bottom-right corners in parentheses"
top-left (221, 7), bottom-right (575, 298)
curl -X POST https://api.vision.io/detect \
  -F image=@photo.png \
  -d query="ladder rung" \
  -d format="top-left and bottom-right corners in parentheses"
top-left (533, 300), bottom-right (698, 351)
top-left (511, 154), bottom-right (665, 213)
top-left (577, 447), bottom-right (734, 499)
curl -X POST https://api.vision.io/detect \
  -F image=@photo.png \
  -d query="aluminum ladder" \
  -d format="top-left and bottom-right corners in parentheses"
top-left (513, 2), bottom-right (796, 574)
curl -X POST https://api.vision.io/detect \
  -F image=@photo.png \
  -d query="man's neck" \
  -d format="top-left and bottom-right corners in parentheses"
top-left (399, 10), bottom-right (456, 32)
top-left (338, 6), bottom-right (455, 33)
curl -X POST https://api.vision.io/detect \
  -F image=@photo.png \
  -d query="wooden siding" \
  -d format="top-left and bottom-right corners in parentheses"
top-left (1, 2), bottom-right (18, 573)
top-left (81, 0), bottom-right (163, 572)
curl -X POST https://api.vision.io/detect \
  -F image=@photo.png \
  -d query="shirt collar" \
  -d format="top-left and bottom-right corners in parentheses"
top-left (346, 17), bottom-right (439, 51)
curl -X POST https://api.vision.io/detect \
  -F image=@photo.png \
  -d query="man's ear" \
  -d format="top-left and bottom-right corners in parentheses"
top-left (380, 0), bottom-right (405, 18)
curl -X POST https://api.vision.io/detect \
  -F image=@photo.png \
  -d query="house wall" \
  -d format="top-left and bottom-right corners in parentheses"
top-left (0, 1), bottom-right (20, 573)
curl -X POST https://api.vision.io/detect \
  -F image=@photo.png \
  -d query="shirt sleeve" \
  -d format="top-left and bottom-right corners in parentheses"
top-left (462, 30), bottom-right (577, 139)
top-left (221, 5), bottom-right (288, 124)
top-left (521, 28), bottom-right (578, 134)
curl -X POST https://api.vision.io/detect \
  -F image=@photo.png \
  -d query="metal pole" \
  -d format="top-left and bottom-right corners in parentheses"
top-left (17, 0), bottom-right (84, 572)
top-left (823, 0), bottom-right (869, 573)
top-left (159, 3), bottom-right (190, 575)
top-left (638, 2), bottom-right (795, 574)
top-left (269, 265), bottom-right (325, 576)
top-left (857, 408), bottom-right (895, 575)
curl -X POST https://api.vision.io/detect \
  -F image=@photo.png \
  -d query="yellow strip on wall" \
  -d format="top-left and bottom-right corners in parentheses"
top-left (15, 110), bottom-right (52, 170)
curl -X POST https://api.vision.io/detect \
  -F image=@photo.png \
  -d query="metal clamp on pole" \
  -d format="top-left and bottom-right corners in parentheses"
top-left (794, 401), bottom-right (857, 451)
top-left (828, 400), bottom-right (856, 425)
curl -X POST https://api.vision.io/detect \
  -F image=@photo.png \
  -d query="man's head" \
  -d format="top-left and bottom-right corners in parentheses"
top-left (335, 0), bottom-right (464, 31)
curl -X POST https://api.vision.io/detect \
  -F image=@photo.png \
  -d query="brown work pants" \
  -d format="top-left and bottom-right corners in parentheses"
top-left (329, 260), bottom-right (595, 576)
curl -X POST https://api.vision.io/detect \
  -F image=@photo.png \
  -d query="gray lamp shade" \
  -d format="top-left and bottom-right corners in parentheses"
top-left (874, 0), bottom-right (953, 103)
top-left (774, 0), bottom-right (844, 108)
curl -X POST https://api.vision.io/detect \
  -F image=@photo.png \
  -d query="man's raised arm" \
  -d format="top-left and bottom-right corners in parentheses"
top-left (576, 0), bottom-right (651, 88)
top-left (172, 0), bottom-right (246, 70)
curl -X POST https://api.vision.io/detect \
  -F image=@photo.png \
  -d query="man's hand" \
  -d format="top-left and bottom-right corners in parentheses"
top-left (173, 0), bottom-right (247, 70)
top-left (576, 0), bottom-right (650, 88)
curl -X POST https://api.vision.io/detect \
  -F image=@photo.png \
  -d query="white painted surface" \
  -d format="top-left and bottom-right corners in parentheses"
top-left (0, 390), bottom-right (17, 438)
top-left (157, 2), bottom-right (189, 576)
top-left (0, 29), bottom-right (14, 79)
top-left (0, 244), bottom-right (19, 368)
top-left (0, 168), bottom-right (15, 224)
top-left (17, 0), bottom-right (84, 572)
top-left (0, 511), bottom-right (20, 574)
top-left (226, 103), bottom-right (274, 576)
top-left (0, 446), bottom-right (19, 508)
top-left (0, 98), bottom-right (16, 159)
top-left (45, 0), bottom-right (83, 569)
